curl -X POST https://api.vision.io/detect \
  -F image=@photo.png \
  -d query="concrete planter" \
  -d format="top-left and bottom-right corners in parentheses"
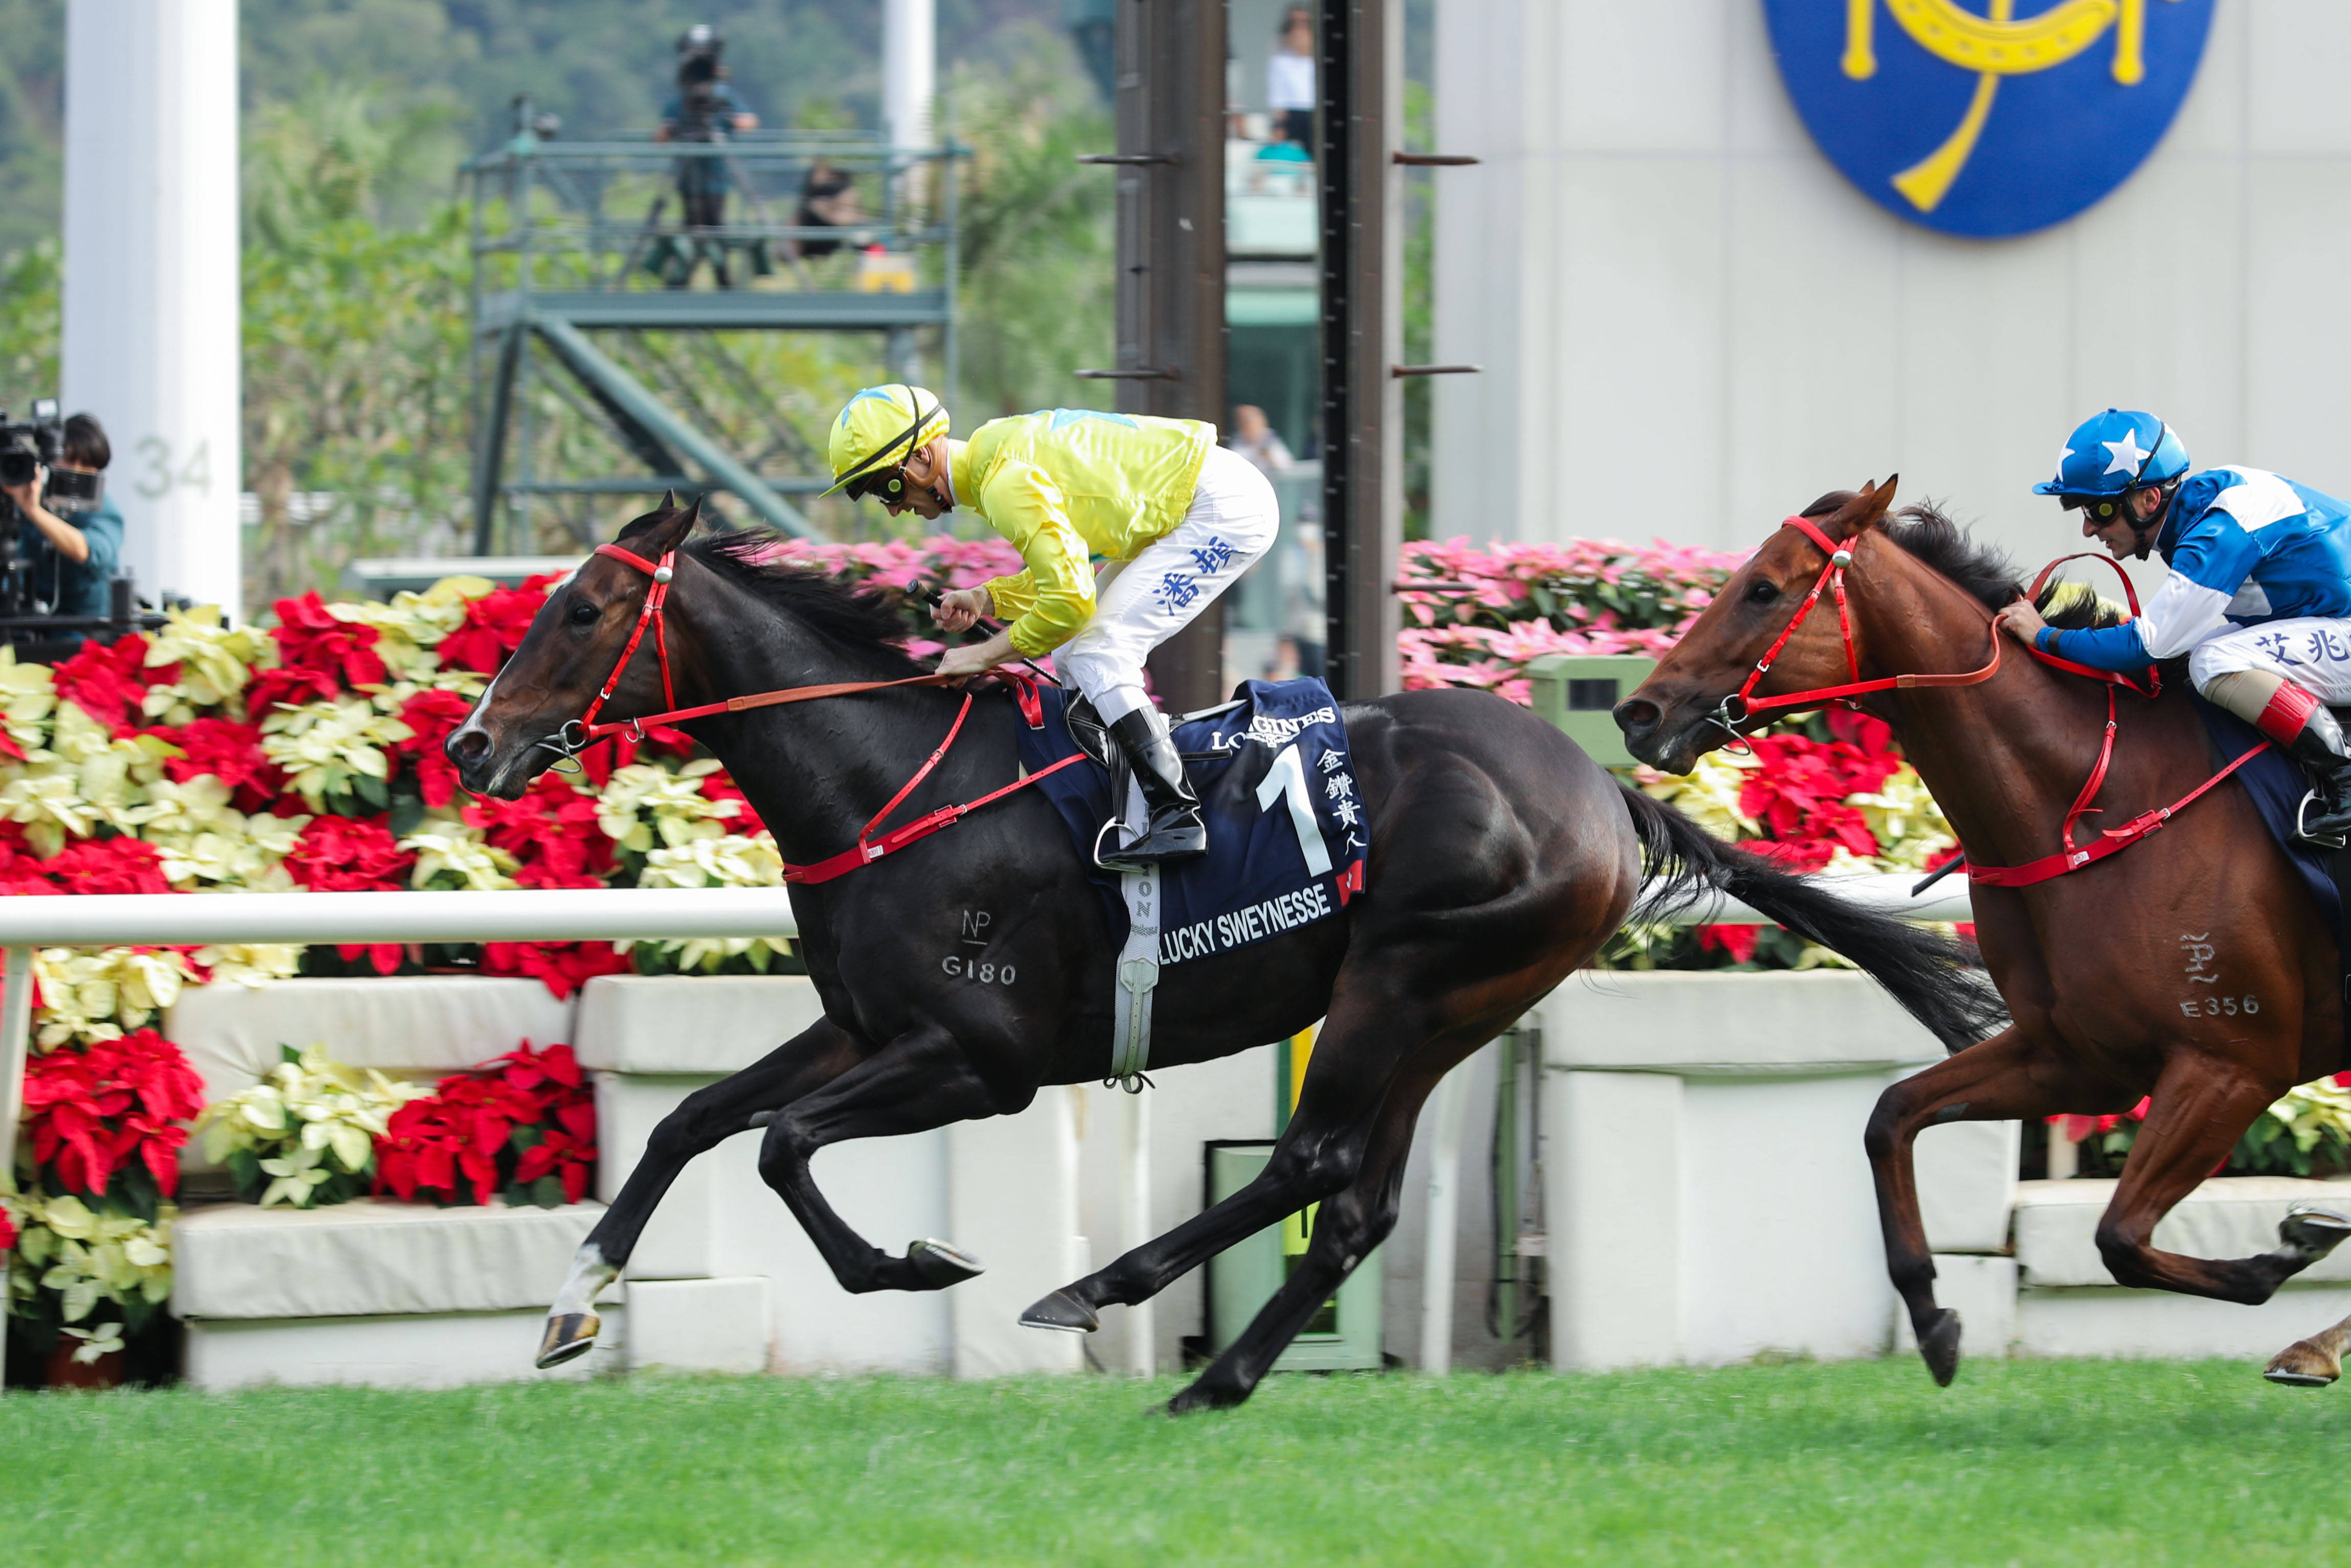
top-left (1535, 970), bottom-right (2015, 1369)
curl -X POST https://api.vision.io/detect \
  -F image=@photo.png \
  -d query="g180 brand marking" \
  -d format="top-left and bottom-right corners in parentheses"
top-left (941, 955), bottom-right (1015, 985)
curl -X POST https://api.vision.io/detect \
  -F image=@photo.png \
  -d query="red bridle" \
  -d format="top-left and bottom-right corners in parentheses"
top-left (1718, 516), bottom-right (2264, 889)
top-left (541, 542), bottom-right (1083, 886)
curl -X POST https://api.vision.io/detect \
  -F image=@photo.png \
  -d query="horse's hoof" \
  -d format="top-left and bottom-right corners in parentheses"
top-left (536, 1311), bottom-right (600, 1371)
top-left (2281, 1206), bottom-right (2351, 1260)
top-left (1917, 1308), bottom-right (1962, 1387)
top-left (2265, 1339), bottom-right (2341, 1387)
top-left (1163, 1379), bottom-right (1243, 1416)
top-left (907, 1238), bottom-right (985, 1289)
top-left (1018, 1288), bottom-right (1100, 1334)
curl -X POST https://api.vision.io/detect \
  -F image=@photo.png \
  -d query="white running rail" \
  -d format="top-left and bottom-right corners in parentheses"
top-left (0, 872), bottom-right (1969, 1371)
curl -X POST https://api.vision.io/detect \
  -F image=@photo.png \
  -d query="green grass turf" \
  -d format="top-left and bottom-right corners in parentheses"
top-left (4, 1357), bottom-right (2348, 1566)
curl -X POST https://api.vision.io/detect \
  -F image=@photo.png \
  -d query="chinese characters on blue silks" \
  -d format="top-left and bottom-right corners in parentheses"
top-left (825, 385), bottom-right (1281, 868)
top-left (1993, 408), bottom-right (2351, 845)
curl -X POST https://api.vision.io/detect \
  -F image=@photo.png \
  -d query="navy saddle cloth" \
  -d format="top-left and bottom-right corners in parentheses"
top-left (1012, 678), bottom-right (1369, 964)
top-left (2190, 693), bottom-right (2344, 951)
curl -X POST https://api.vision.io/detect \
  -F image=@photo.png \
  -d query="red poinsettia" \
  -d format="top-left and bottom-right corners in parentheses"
top-left (373, 1041), bottom-right (595, 1206)
top-left (480, 940), bottom-right (635, 1000)
top-left (283, 814), bottom-right (414, 893)
top-left (51, 635), bottom-right (170, 731)
top-left (462, 775), bottom-right (613, 889)
top-left (31, 837), bottom-right (173, 897)
top-left (436, 581), bottom-right (552, 676)
top-left (152, 716), bottom-right (284, 810)
top-left (1738, 733), bottom-right (1901, 871)
top-left (270, 591), bottom-right (387, 691)
top-left (21, 1028), bottom-right (207, 1201)
top-left (698, 768), bottom-right (765, 834)
top-left (2049, 1097), bottom-right (2153, 1145)
top-left (389, 688), bottom-right (478, 808)
top-left (241, 660), bottom-right (342, 718)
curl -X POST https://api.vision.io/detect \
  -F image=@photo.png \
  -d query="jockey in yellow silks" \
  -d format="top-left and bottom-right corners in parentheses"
top-left (825, 385), bottom-right (1279, 866)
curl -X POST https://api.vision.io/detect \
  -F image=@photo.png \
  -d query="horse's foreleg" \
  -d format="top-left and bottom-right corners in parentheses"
top-left (1865, 1025), bottom-right (2114, 1386)
top-left (2096, 1058), bottom-right (2349, 1305)
top-left (755, 1022), bottom-right (1006, 1294)
top-left (536, 1016), bottom-right (868, 1369)
top-left (1165, 1075), bottom-right (1429, 1414)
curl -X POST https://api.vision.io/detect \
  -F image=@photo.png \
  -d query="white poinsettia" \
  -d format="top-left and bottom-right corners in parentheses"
top-left (0, 758), bottom-right (108, 855)
top-left (330, 576), bottom-right (496, 681)
top-left (259, 697), bottom-right (415, 810)
top-left (197, 1044), bottom-right (426, 1208)
top-left (637, 830), bottom-right (782, 890)
top-left (0, 648), bottom-right (56, 754)
top-left (595, 757), bottom-right (741, 853)
top-left (1635, 748), bottom-right (1760, 845)
top-left (9, 1190), bottom-right (175, 1320)
top-left (142, 606), bottom-right (269, 716)
top-left (191, 944), bottom-right (306, 988)
top-left (398, 819), bottom-right (518, 890)
top-left (31, 946), bottom-right (200, 1048)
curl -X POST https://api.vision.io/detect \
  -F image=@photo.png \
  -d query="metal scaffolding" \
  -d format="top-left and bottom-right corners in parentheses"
top-left (462, 123), bottom-right (961, 552)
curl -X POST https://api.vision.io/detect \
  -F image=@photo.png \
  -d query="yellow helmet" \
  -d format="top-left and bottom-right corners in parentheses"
top-left (824, 384), bottom-right (950, 499)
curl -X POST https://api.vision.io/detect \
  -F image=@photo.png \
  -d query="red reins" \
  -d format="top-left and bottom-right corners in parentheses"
top-left (567, 542), bottom-right (1084, 885)
top-left (1728, 517), bottom-right (2266, 890)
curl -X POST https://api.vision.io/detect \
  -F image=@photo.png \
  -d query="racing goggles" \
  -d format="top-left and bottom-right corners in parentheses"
top-left (845, 465), bottom-right (910, 503)
top-left (2059, 493), bottom-right (2132, 521)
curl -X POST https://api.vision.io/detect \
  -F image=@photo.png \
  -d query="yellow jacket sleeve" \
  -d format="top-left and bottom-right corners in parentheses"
top-left (978, 460), bottom-right (1097, 656)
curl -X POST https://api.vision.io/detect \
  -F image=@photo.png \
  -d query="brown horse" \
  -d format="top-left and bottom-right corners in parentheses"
top-left (1613, 479), bottom-right (2351, 1387)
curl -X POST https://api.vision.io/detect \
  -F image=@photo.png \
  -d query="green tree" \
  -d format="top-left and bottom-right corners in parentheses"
top-left (945, 29), bottom-right (1115, 422)
top-left (240, 87), bottom-right (473, 610)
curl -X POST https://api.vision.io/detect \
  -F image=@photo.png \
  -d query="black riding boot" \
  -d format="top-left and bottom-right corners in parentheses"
top-left (2284, 705), bottom-right (2351, 847)
top-left (1101, 708), bottom-right (1207, 867)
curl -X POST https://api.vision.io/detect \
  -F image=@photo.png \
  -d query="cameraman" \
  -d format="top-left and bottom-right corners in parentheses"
top-left (0, 413), bottom-right (123, 645)
top-left (656, 23), bottom-right (759, 231)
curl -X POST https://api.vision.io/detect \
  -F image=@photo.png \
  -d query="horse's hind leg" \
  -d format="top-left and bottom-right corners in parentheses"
top-left (1020, 975), bottom-right (1474, 1335)
top-left (2095, 1057), bottom-right (2351, 1304)
top-left (1867, 1025), bottom-right (2118, 1386)
top-left (2268, 1312), bottom-right (2351, 1386)
top-left (1165, 1074), bottom-right (1429, 1415)
top-left (755, 1022), bottom-right (1009, 1294)
top-left (538, 1016), bottom-right (867, 1368)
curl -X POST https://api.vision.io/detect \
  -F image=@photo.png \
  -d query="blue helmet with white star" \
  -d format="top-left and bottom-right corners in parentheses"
top-left (2032, 409), bottom-right (2190, 500)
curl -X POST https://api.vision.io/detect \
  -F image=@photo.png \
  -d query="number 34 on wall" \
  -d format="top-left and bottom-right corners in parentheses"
top-left (130, 437), bottom-right (213, 502)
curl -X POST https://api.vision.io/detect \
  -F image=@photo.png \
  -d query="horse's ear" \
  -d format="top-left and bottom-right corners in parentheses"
top-left (1857, 474), bottom-right (1899, 530)
top-left (614, 496), bottom-right (699, 554)
top-left (660, 488), bottom-right (678, 510)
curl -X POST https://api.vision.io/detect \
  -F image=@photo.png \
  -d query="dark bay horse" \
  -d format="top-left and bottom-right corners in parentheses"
top-left (448, 501), bottom-right (2002, 1412)
top-left (1615, 479), bottom-right (2351, 1388)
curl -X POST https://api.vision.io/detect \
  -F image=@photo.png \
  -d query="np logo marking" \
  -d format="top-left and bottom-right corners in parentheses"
top-left (1764, 0), bottom-right (2214, 238)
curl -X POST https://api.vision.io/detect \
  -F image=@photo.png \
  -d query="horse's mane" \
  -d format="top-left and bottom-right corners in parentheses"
top-left (681, 529), bottom-right (928, 677)
top-left (1798, 492), bottom-right (2128, 632)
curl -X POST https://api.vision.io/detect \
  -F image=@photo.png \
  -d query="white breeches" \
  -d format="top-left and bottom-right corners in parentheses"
top-left (2187, 618), bottom-right (2351, 705)
top-left (1056, 444), bottom-right (1279, 724)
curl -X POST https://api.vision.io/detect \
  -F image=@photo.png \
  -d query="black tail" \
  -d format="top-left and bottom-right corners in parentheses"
top-left (1618, 783), bottom-right (2008, 1054)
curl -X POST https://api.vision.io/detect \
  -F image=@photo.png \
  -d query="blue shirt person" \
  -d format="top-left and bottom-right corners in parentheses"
top-left (1994, 409), bottom-right (2351, 845)
top-left (0, 411), bottom-right (123, 646)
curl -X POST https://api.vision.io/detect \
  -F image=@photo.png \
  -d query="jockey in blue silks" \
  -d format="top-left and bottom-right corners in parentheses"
top-left (1993, 409), bottom-right (2351, 847)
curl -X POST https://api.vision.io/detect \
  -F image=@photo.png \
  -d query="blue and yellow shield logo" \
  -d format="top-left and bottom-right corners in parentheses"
top-left (1764, 0), bottom-right (2216, 238)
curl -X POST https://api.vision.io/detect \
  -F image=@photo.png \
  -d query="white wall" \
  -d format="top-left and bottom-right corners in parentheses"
top-left (1433, 0), bottom-right (2348, 574)
top-left (61, 0), bottom-right (241, 614)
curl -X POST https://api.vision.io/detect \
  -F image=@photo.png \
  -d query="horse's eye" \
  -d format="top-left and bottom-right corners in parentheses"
top-left (1746, 579), bottom-right (1781, 606)
top-left (568, 600), bottom-right (600, 626)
